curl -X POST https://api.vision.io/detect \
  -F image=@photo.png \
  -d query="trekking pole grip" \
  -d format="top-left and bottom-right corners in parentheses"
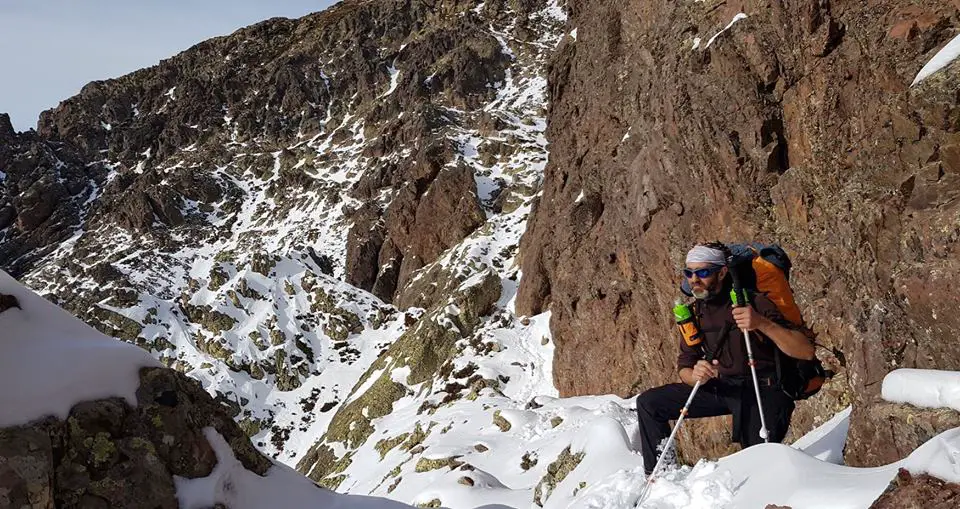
top-left (726, 253), bottom-right (749, 308)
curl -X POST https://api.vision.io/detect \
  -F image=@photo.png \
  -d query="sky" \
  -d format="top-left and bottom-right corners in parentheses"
top-left (0, 0), bottom-right (338, 132)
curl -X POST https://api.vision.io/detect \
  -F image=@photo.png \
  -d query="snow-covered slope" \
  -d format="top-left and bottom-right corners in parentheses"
top-left (0, 270), bottom-right (159, 427)
top-left (0, 270), bottom-right (418, 509)
top-left (4, 0), bottom-right (567, 465)
top-left (7, 267), bottom-right (960, 509)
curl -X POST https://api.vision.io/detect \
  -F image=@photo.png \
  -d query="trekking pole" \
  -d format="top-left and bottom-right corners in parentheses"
top-left (636, 376), bottom-right (703, 507)
top-left (637, 301), bottom-right (712, 507)
top-left (728, 258), bottom-right (769, 442)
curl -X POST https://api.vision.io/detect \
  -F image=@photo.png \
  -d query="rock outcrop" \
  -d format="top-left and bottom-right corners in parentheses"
top-left (0, 366), bottom-right (271, 508)
top-left (517, 0), bottom-right (960, 464)
top-left (846, 400), bottom-right (960, 467)
top-left (869, 468), bottom-right (960, 509)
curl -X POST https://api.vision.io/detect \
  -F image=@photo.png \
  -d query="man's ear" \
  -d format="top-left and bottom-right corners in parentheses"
top-left (719, 266), bottom-right (729, 280)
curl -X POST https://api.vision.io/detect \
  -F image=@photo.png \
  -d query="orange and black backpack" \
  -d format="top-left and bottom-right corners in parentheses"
top-left (679, 242), bottom-right (833, 400)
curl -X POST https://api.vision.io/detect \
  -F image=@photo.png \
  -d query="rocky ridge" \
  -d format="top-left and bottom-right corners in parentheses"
top-left (0, 0), bottom-right (565, 463)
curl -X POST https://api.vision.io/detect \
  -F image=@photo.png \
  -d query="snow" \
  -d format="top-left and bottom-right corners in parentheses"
top-left (704, 13), bottom-right (747, 49)
top-left (382, 62), bottom-right (401, 97)
top-left (790, 405), bottom-right (851, 464)
top-left (628, 405), bottom-right (960, 508)
top-left (912, 34), bottom-right (960, 86)
top-left (324, 360), bottom-right (960, 509)
top-left (0, 270), bottom-right (161, 428)
top-left (882, 368), bottom-right (960, 411)
top-left (491, 28), bottom-right (516, 61)
top-left (543, 0), bottom-right (567, 23)
top-left (692, 37), bottom-right (701, 50)
top-left (569, 28), bottom-right (578, 41)
top-left (175, 427), bottom-right (415, 509)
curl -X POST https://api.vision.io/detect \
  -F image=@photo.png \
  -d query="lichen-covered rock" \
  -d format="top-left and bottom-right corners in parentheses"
top-left (492, 410), bottom-right (512, 432)
top-left (532, 446), bottom-right (585, 507)
top-left (88, 306), bottom-right (144, 341)
top-left (297, 443), bottom-right (357, 490)
top-left (0, 426), bottom-right (55, 509)
top-left (181, 302), bottom-right (237, 336)
top-left (414, 456), bottom-right (463, 472)
top-left (250, 252), bottom-right (280, 277)
top-left (273, 350), bottom-right (304, 392)
top-left (401, 423), bottom-right (430, 453)
top-left (521, 452), bottom-right (538, 470)
top-left (208, 265), bottom-right (230, 291)
top-left (375, 432), bottom-right (410, 460)
top-left (0, 367), bottom-right (271, 509)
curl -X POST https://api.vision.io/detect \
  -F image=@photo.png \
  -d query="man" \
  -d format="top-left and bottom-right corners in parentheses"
top-left (635, 242), bottom-right (815, 475)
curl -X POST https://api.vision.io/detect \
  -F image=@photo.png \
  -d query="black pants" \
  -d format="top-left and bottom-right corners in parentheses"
top-left (635, 379), bottom-right (795, 474)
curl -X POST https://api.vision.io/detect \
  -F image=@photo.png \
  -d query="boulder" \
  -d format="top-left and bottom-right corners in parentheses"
top-left (0, 367), bottom-right (270, 508)
top-left (870, 468), bottom-right (960, 508)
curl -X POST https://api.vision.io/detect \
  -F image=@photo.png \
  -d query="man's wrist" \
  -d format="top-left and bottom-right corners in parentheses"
top-left (756, 315), bottom-right (774, 334)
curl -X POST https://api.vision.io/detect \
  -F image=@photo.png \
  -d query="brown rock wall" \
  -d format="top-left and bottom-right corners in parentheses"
top-left (846, 400), bottom-right (960, 467)
top-left (519, 0), bottom-right (960, 464)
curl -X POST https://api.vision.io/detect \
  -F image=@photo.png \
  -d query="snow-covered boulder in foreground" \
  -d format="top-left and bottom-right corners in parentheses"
top-left (0, 271), bottom-right (413, 509)
top-left (0, 270), bottom-right (161, 428)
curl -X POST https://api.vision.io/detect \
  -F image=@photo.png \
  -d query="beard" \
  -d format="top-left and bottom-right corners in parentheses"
top-left (691, 278), bottom-right (721, 300)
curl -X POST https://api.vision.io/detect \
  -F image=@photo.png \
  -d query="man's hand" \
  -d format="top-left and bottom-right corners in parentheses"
top-left (732, 305), bottom-right (770, 332)
top-left (691, 359), bottom-right (719, 383)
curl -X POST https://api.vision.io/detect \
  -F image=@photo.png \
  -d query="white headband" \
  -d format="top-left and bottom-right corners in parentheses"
top-left (685, 245), bottom-right (726, 266)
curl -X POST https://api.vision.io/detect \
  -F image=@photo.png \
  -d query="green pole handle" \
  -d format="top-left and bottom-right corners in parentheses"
top-left (730, 288), bottom-right (749, 307)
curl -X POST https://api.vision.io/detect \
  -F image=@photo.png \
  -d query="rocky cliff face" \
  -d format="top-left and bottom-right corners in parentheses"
top-left (518, 0), bottom-right (960, 464)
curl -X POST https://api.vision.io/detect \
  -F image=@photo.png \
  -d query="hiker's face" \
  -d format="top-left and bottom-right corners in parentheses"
top-left (686, 262), bottom-right (727, 299)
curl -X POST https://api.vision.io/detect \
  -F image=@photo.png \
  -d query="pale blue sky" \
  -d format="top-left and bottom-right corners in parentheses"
top-left (0, 1), bottom-right (338, 131)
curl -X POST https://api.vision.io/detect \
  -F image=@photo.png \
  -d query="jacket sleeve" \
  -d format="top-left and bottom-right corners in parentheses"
top-left (753, 291), bottom-right (818, 341)
top-left (751, 292), bottom-right (795, 329)
top-left (677, 331), bottom-right (700, 371)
